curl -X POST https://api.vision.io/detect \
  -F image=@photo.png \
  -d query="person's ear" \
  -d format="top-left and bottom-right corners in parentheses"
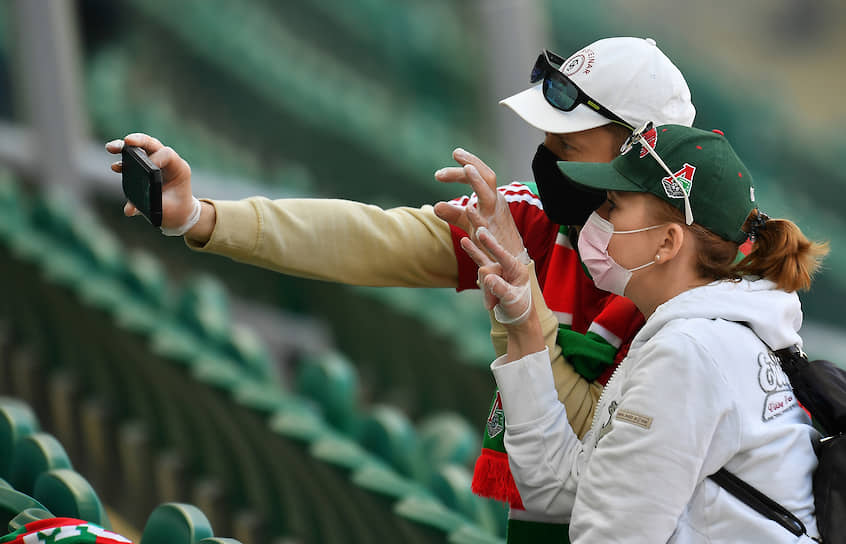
top-left (655, 223), bottom-right (685, 263)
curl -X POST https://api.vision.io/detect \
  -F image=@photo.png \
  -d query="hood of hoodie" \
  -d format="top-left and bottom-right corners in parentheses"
top-left (633, 278), bottom-right (803, 351)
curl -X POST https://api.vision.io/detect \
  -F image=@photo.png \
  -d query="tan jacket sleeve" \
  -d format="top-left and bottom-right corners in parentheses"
top-left (489, 262), bottom-right (601, 439)
top-left (185, 197), bottom-right (458, 287)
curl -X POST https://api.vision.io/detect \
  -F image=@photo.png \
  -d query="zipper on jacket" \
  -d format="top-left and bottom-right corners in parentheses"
top-left (588, 354), bottom-right (630, 439)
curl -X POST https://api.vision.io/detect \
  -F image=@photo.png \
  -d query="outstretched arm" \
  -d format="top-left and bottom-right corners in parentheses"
top-left (107, 133), bottom-right (459, 287)
top-left (186, 197), bottom-right (458, 287)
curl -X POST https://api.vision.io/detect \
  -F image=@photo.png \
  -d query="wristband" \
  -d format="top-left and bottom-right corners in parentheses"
top-left (493, 281), bottom-right (532, 325)
top-left (160, 197), bottom-right (202, 237)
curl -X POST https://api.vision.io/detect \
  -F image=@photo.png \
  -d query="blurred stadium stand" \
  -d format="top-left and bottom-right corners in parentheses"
top-left (0, 0), bottom-right (842, 542)
top-left (0, 393), bottom-right (248, 543)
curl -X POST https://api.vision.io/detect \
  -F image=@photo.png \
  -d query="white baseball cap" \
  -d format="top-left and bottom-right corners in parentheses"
top-left (500, 37), bottom-right (695, 134)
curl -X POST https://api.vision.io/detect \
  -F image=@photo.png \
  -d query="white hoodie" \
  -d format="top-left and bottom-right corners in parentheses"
top-left (492, 278), bottom-right (820, 542)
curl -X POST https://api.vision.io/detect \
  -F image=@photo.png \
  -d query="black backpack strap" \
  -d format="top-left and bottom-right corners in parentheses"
top-left (709, 468), bottom-right (807, 537)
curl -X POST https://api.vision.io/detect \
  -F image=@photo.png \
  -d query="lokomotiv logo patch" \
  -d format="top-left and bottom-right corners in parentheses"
top-left (661, 163), bottom-right (695, 199)
top-left (486, 391), bottom-right (505, 438)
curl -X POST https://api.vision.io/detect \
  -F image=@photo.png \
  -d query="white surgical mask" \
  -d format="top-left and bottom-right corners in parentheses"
top-left (577, 211), bottom-right (665, 296)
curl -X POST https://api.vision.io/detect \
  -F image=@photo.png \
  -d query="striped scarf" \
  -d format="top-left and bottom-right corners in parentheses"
top-left (0, 519), bottom-right (132, 543)
top-left (471, 322), bottom-right (621, 508)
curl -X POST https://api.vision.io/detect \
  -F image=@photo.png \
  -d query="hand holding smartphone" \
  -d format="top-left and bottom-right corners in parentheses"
top-left (121, 146), bottom-right (163, 227)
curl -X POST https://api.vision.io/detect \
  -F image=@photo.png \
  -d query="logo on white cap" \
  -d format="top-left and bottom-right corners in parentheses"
top-left (563, 48), bottom-right (596, 76)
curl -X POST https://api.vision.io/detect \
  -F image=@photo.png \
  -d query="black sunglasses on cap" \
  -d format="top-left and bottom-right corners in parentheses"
top-left (531, 49), bottom-right (636, 132)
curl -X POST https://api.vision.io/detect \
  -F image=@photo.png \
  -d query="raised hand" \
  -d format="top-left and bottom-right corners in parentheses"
top-left (105, 133), bottom-right (203, 235)
top-left (433, 148), bottom-right (526, 258)
top-left (460, 226), bottom-right (532, 326)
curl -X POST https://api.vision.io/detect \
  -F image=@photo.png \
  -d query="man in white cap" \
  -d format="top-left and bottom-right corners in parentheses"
top-left (106, 36), bottom-right (695, 541)
top-left (428, 36), bottom-right (695, 541)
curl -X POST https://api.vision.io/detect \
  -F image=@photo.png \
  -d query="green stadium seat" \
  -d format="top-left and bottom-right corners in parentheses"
top-left (123, 250), bottom-right (170, 310)
top-left (266, 407), bottom-right (349, 541)
top-left (67, 215), bottom-right (125, 277)
top-left (295, 351), bottom-right (360, 434)
top-left (357, 404), bottom-right (422, 479)
top-left (0, 174), bottom-right (24, 216)
top-left (146, 328), bottom-right (222, 451)
top-left (0, 398), bottom-right (40, 479)
top-left (392, 494), bottom-right (469, 543)
top-left (189, 361), bottom-right (318, 539)
top-left (33, 468), bottom-right (110, 528)
top-left (190, 358), bottom-right (274, 505)
top-left (429, 464), bottom-right (503, 537)
top-left (181, 358), bottom-right (247, 479)
top-left (308, 434), bottom-right (408, 543)
top-left (9, 433), bottom-right (72, 496)
top-left (38, 251), bottom-right (107, 372)
top-left (0, 488), bottom-right (50, 529)
top-left (154, 306), bottom-right (271, 382)
top-left (28, 189), bottom-right (76, 243)
top-left (342, 287), bottom-right (495, 426)
top-left (349, 462), bottom-right (447, 543)
top-left (140, 503), bottom-right (214, 544)
top-left (176, 275), bottom-right (231, 347)
top-left (79, 299), bottom-right (160, 430)
top-left (219, 325), bottom-right (274, 381)
top-left (5, 230), bottom-right (58, 350)
top-left (350, 463), bottom-right (428, 509)
top-left (448, 524), bottom-right (507, 544)
top-left (417, 412), bottom-right (479, 473)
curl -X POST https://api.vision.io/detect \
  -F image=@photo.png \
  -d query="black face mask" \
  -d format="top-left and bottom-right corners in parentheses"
top-left (531, 143), bottom-right (606, 226)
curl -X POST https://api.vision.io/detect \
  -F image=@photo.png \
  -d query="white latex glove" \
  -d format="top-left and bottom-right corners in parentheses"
top-left (433, 148), bottom-right (527, 259)
top-left (460, 226), bottom-right (532, 325)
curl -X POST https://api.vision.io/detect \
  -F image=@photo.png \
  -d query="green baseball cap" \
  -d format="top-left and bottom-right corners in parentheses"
top-left (558, 124), bottom-right (755, 243)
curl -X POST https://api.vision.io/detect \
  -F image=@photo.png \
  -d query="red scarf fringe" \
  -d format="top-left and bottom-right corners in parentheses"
top-left (471, 448), bottom-right (524, 510)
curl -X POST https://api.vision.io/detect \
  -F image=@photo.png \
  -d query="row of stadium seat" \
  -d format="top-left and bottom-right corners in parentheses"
top-left (84, 47), bottom-right (316, 196)
top-left (36, 159), bottom-right (498, 526)
top-left (0, 394), bottom-right (241, 543)
top-left (7, 185), bottom-right (275, 385)
top-left (294, 351), bottom-right (506, 535)
top-left (5, 169), bottom-right (495, 480)
top-left (0, 175), bottom-right (505, 541)
top-left (96, 0), bottom-right (491, 204)
top-left (77, 0), bottom-right (505, 425)
top-left (85, 133), bottom-right (500, 431)
top-left (256, 0), bottom-right (478, 117)
top-left (85, 37), bottom-right (502, 419)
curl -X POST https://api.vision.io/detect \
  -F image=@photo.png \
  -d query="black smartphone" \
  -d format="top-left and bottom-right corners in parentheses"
top-left (121, 146), bottom-right (163, 227)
